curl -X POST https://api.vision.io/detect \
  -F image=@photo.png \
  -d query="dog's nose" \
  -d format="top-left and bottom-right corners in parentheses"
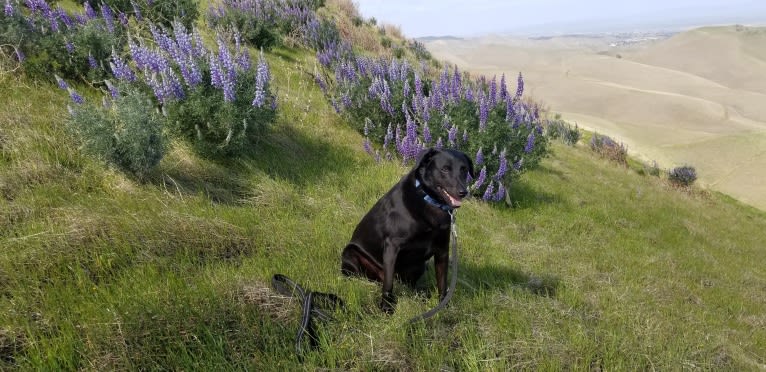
top-left (458, 190), bottom-right (468, 198)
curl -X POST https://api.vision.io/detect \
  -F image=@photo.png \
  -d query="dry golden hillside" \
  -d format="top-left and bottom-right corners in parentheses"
top-left (424, 26), bottom-right (766, 210)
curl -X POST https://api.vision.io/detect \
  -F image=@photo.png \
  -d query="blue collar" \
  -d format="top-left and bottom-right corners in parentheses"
top-left (415, 179), bottom-right (454, 212)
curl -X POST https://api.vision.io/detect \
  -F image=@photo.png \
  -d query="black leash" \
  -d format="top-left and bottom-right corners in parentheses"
top-left (270, 274), bottom-right (345, 362)
top-left (272, 211), bottom-right (460, 360)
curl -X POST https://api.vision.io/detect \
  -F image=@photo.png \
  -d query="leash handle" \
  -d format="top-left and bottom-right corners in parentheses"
top-left (271, 274), bottom-right (345, 362)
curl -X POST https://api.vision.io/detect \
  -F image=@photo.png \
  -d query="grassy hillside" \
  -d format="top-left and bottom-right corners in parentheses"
top-left (2, 3), bottom-right (766, 371)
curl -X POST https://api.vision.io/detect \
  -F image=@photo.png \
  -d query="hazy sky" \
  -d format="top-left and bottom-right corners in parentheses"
top-left (355, 0), bottom-right (766, 37)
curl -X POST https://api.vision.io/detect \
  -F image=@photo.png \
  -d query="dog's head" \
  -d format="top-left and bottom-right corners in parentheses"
top-left (415, 148), bottom-right (475, 208)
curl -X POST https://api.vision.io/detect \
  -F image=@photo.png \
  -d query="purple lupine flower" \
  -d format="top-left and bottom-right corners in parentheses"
top-left (482, 181), bottom-right (495, 201)
top-left (475, 148), bottom-right (484, 166)
top-left (315, 74), bottom-right (327, 94)
top-left (209, 54), bottom-right (223, 89)
top-left (515, 72), bottom-right (524, 99)
top-left (383, 123), bottom-right (393, 150)
top-left (363, 137), bottom-right (373, 155)
top-left (452, 65), bottom-right (461, 100)
top-left (506, 98), bottom-right (515, 122)
top-left (422, 122), bottom-right (431, 144)
top-left (363, 119), bottom-right (371, 136)
top-left (104, 80), bottom-right (119, 98)
top-left (495, 150), bottom-right (508, 180)
top-left (464, 85), bottom-right (473, 102)
top-left (473, 166), bottom-right (487, 190)
top-left (399, 59), bottom-right (409, 82)
top-left (88, 52), bottom-right (97, 69)
top-left (57, 6), bottom-right (73, 29)
top-left (110, 52), bottom-right (136, 82)
top-left (253, 51), bottom-right (270, 107)
top-left (75, 14), bottom-right (87, 25)
top-left (233, 32), bottom-right (250, 70)
top-left (414, 73), bottom-right (423, 100)
top-left (341, 91), bottom-right (351, 108)
top-left (494, 183), bottom-right (506, 202)
top-left (430, 88), bottom-right (442, 113)
top-left (117, 11), bottom-right (128, 26)
top-left (404, 114), bottom-right (419, 160)
top-left (100, 3), bottom-right (114, 32)
top-left (499, 73), bottom-right (508, 101)
top-left (15, 48), bottom-right (24, 62)
top-left (447, 125), bottom-right (457, 147)
top-left (65, 40), bottom-right (74, 53)
top-left (439, 66), bottom-right (450, 101)
top-left (489, 75), bottom-right (497, 107)
top-left (191, 29), bottom-right (205, 58)
top-left (513, 158), bottom-right (523, 171)
top-left (4, 0), bottom-right (13, 16)
top-left (55, 74), bottom-right (68, 90)
top-left (402, 78), bottom-right (410, 100)
top-left (164, 69), bottom-right (184, 100)
top-left (524, 131), bottom-right (535, 153)
top-left (68, 88), bottom-right (84, 104)
top-left (462, 129), bottom-right (468, 143)
top-left (435, 137), bottom-right (443, 150)
top-left (478, 91), bottom-right (488, 131)
top-left (217, 37), bottom-right (236, 82)
top-left (131, 1), bottom-right (142, 21)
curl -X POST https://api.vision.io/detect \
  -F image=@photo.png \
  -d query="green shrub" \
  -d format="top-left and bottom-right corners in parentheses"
top-left (546, 119), bottom-right (580, 145)
top-left (164, 65), bottom-right (278, 157)
top-left (668, 165), bottom-right (697, 187)
top-left (67, 86), bottom-right (166, 179)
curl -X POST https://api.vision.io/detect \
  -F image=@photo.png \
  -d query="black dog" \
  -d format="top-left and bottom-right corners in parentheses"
top-left (341, 148), bottom-right (474, 313)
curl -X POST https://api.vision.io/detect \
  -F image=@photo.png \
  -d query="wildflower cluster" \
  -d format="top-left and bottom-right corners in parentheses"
top-left (206, 0), bottom-right (324, 50)
top-left (53, 1), bottom-right (278, 175)
top-left (0, 0), bottom-right (126, 82)
top-left (110, 23), bottom-right (277, 156)
top-left (316, 48), bottom-right (549, 201)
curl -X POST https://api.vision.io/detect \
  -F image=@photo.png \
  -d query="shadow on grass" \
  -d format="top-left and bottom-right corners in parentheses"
top-left (505, 179), bottom-right (560, 210)
top-left (415, 260), bottom-right (560, 298)
top-left (150, 124), bottom-right (362, 204)
top-left (242, 124), bottom-right (361, 188)
top-left (459, 261), bottom-right (560, 297)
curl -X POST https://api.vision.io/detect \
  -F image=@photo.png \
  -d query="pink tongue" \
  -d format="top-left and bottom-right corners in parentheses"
top-left (444, 191), bottom-right (462, 207)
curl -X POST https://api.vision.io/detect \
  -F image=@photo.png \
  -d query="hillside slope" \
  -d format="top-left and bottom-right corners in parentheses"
top-left (2, 6), bottom-right (766, 372)
top-left (424, 26), bottom-right (766, 211)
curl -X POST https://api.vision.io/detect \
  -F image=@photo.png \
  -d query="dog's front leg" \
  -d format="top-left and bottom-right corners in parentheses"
top-left (379, 238), bottom-right (398, 313)
top-left (434, 249), bottom-right (449, 301)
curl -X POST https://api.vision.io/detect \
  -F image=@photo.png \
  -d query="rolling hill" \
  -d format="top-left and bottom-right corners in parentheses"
top-left (424, 26), bottom-right (766, 210)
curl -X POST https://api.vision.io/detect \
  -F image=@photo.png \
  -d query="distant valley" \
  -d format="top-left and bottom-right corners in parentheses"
top-left (424, 26), bottom-right (766, 210)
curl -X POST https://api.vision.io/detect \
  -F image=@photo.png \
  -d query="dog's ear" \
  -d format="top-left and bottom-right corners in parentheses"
top-left (415, 148), bottom-right (439, 172)
top-left (462, 152), bottom-right (475, 178)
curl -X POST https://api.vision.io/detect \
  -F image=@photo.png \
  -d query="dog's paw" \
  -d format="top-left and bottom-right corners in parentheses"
top-left (379, 293), bottom-right (396, 314)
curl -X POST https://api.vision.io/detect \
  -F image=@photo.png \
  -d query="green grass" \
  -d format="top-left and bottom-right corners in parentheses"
top-left (3, 16), bottom-right (766, 372)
